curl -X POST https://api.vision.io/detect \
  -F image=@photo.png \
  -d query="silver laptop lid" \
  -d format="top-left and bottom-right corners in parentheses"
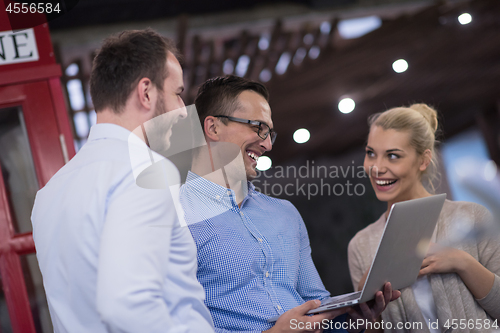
top-left (359, 193), bottom-right (446, 303)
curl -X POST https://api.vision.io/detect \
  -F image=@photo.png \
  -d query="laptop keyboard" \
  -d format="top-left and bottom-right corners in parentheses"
top-left (321, 291), bottom-right (362, 305)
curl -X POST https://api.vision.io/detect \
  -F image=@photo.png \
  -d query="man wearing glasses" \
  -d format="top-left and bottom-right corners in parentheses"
top-left (180, 75), bottom-right (398, 333)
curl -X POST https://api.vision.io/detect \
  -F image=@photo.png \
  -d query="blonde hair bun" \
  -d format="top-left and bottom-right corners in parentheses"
top-left (409, 103), bottom-right (438, 133)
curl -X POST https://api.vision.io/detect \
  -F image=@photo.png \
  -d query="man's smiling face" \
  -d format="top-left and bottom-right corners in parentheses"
top-left (144, 52), bottom-right (186, 153)
top-left (215, 90), bottom-right (273, 180)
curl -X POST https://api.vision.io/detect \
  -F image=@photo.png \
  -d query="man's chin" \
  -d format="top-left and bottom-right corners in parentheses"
top-left (245, 168), bottom-right (257, 181)
top-left (151, 139), bottom-right (171, 156)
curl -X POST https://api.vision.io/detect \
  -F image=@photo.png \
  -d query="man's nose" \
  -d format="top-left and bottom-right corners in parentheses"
top-left (260, 134), bottom-right (273, 152)
top-left (178, 106), bottom-right (188, 119)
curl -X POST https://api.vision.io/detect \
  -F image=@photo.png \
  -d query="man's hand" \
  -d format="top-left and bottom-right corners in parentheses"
top-left (264, 300), bottom-right (347, 333)
top-left (345, 282), bottom-right (401, 333)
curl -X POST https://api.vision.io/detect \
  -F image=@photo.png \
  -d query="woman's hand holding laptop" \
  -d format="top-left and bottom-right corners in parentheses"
top-left (264, 283), bottom-right (400, 333)
top-left (345, 282), bottom-right (401, 333)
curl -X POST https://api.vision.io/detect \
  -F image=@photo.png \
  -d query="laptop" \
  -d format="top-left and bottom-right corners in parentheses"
top-left (268, 193), bottom-right (446, 322)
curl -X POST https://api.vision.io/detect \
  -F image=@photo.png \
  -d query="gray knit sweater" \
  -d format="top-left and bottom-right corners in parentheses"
top-left (348, 200), bottom-right (500, 333)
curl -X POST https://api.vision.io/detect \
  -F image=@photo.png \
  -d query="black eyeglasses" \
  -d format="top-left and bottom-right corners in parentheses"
top-left (214, 115), bottom-right (277, 145)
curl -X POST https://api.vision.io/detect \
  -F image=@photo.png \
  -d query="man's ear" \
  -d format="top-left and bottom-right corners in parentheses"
top-left (204, 116), bottom-right (220, 142)
top-left (419, 149), bottom-right (432, 172)
top-left (136, 78), bottom-right (156, 112)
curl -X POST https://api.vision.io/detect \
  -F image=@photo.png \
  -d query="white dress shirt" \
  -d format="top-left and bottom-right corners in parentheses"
top-left (32, 123), bottom-right (214, 333)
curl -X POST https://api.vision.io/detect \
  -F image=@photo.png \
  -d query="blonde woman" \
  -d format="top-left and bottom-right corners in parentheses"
top-left (348, 104), bottom-right (500, 332)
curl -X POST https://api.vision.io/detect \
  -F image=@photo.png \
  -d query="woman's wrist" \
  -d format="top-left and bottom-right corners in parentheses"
top-left (454, 250), bottom-right (495, 299)
top-left (454, 250), bottom-right (473, 275)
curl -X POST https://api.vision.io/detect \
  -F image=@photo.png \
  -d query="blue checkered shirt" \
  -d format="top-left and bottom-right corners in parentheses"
top-left (180, 171), bottom-right (348, 333)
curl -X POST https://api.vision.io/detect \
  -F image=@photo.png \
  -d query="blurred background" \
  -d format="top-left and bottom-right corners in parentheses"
top-left (1, 0), bottom-right (499, 331)
top-left (51, 0), bottom-right (499, 294)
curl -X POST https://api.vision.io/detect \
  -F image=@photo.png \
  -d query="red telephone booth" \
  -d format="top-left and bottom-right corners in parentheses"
top-left (0, 12), bottom-right (75, 333)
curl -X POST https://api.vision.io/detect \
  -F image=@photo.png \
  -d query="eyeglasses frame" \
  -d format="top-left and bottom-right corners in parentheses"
top-left (214, 115), bottom-right (277, 145)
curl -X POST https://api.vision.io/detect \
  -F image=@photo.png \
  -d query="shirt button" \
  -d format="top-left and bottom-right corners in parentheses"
top-left (227, 190), bottom-right (232, 195)
top-left (240, 212), bottom-right (244, 216)
top-left (258, 238), bottom-right (263, 242)
top-left (265, 272), bottom-right (269, 277)
top-left (277, 305), bottom-right (282, 310)
top-left (215, 195), bottom-right (221, 200)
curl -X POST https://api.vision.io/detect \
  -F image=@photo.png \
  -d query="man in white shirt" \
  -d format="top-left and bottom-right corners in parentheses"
top-left (31, 29), bottom-right (215, 333)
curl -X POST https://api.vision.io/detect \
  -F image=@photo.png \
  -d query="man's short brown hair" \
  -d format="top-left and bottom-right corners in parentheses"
top-left (194, 75), bottom-right (269, 128)
top-left (90, 29), bottom-right (178, 113)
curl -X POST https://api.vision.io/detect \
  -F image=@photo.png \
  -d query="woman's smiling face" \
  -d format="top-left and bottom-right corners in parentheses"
top-left (364, 125), bottom-right (429, 206)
